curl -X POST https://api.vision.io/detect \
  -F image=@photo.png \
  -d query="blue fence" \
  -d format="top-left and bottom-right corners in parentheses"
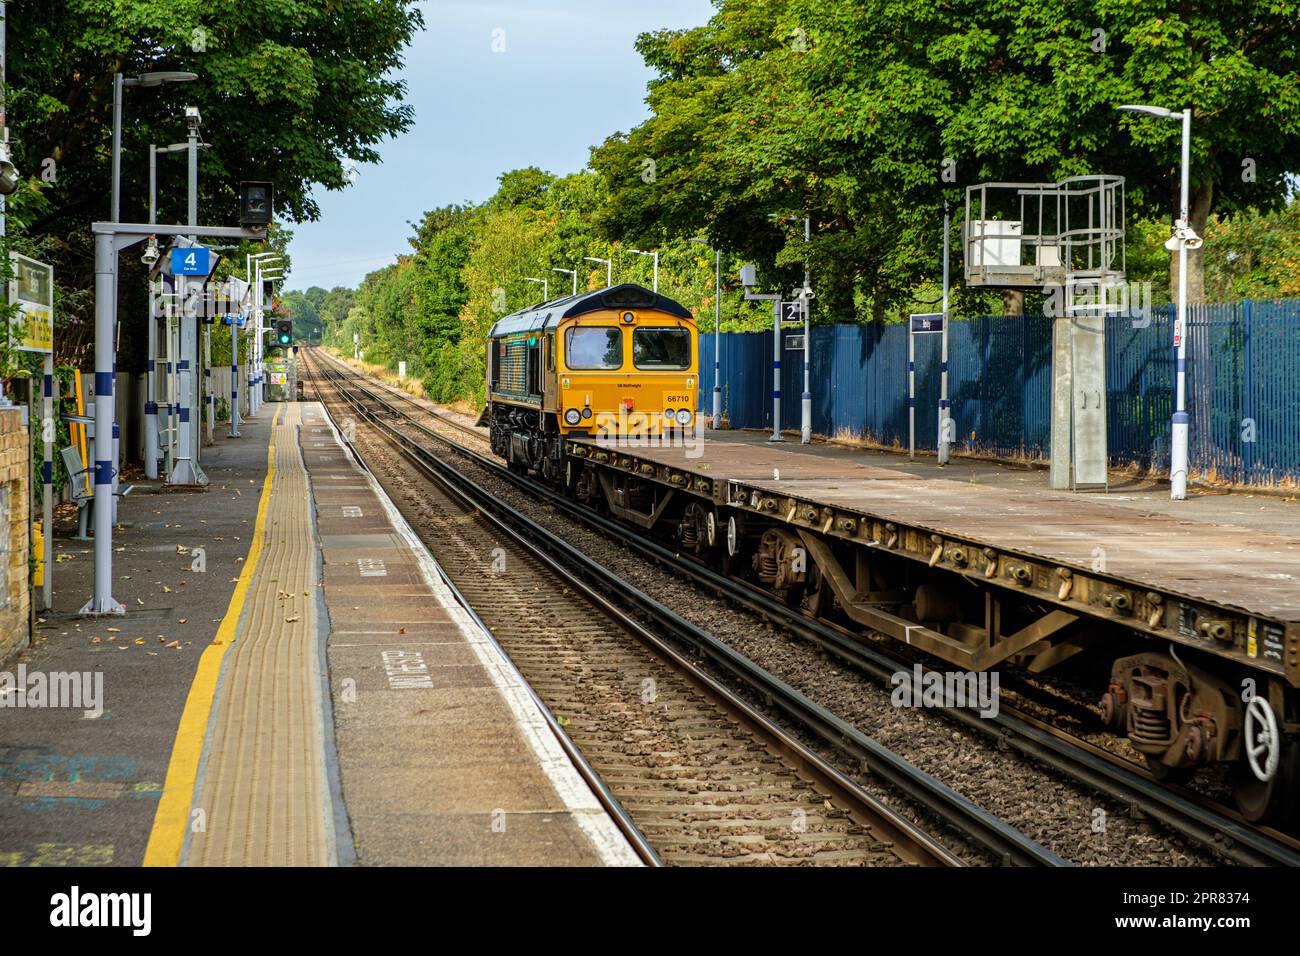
top-left (698, 299), bottom-right (1300, 486)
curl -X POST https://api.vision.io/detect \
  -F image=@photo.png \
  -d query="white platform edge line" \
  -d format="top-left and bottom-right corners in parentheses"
top-left (307, 403), bottom-right (643, 867)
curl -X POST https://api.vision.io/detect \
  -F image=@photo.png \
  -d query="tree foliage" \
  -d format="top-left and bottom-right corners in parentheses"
top-left (2, 0), bottom-right (421, 369)
top-left (309, 0), bottom-right (1300, 408)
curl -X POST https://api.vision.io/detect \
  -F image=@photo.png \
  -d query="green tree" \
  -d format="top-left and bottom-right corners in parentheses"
top-left (281, 286), bottom-right (325, 341)
top-left (5, 0), bottom-right (422, 366)
top-left (592, 0), bottom-right (1300, 316)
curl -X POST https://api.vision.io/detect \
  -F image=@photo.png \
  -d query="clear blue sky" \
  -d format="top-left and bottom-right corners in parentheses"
top-left (285, 0), bottom-right (716, 291)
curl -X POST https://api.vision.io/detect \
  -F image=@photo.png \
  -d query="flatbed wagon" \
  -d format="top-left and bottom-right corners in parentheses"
top-left (565, 429), bottom-right (1300, 820)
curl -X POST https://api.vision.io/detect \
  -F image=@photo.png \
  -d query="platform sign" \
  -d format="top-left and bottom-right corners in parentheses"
top-left (784, 334), bottom-right (805, 351)
top-left (170, 246), bottom-right (211, 276)
top-left (780, 301), bottom-right (803, 326)
top-left (8, 253), bottom-right (54, 354)
top-left (910, 313), bottom-right (944, 334)
top-left (907, 312), bottom-right (949, 460)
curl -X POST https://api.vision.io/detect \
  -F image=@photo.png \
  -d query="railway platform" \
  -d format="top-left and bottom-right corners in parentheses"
top-left (0, 401), bottom-right (640, 867)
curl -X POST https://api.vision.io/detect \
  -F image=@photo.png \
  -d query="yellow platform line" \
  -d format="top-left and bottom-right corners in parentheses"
top-left (143, 406), bottom-right (282, 867)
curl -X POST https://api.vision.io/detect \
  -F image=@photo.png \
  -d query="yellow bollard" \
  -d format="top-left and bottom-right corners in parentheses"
top-left (32, 520), bottom-right (45, 588)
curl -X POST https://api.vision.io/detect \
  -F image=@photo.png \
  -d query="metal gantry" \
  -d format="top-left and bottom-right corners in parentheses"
top-left (85, 221), bottom-right (264, 616)
top-left (964, 175), bottom-right (1127, 490)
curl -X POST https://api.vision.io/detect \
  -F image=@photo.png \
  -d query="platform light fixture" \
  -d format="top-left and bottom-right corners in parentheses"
top-left (1118, 102), bottom-right (1195, 500)
top-left (584, 256), bottom-right (612, 288)
top-left (523, 276), bottom-right (548, 301)
top-left (628, 248), bottom-right (659, 292)
top-left (553, 267), bottom-right (578, 296)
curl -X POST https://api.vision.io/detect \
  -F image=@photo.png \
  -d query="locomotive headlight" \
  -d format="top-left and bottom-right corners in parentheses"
top-left (663, 408), bottom-right (675, 423)
top-left (564, 408), bottom-right (582, 426)
top-left (675, 409), bottom-right (692, 426)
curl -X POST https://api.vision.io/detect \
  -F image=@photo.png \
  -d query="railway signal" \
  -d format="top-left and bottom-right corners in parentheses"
top-left (275, 318), bottom-right (293, 347)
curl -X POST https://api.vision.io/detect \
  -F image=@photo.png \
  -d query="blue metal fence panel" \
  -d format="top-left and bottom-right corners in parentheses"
top-left (698, 299), bottom-right (1300, 487)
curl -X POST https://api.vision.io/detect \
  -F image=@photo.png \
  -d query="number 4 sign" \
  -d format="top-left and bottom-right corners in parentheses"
top-left (171, 246), bottom-right (211, 276)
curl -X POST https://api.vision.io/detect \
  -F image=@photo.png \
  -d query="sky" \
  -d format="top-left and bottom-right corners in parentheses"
top-left (284, 0), bottom-right (717, 291)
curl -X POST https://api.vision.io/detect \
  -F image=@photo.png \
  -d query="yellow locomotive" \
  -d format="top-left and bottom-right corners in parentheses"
top-left (483, 283), bottom-right (698, 479)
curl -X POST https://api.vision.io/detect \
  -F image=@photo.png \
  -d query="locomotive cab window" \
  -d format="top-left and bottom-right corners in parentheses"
top-left (526, 341), bottom-right (542, 396)
top-left (564, 327), bottom-right (622, 370)
top-left (633, 327), bottom-right (691, 370)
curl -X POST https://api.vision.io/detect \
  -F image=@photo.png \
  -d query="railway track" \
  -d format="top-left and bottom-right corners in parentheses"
top-left (306, 347), bottom-right (1300, 866)
top-left (303, 347), bottom-right (1070, 866)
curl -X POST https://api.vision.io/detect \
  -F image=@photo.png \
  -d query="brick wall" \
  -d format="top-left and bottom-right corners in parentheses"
top-left (0, 407), bottom-right (30, 661)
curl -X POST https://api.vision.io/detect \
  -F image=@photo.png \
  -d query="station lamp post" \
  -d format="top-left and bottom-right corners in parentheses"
top-left (523, 276), bottom-right (549, 301)
top-left (690, 237), bottom-right (723, 430)
top-left (628, 248), bottom-right (659, 292)
top-left (0, 0), bottom-right (14, 410)
top-left (1118, 103), bottom-right (1199, 501)
top-left (553, 267), bottom-right (578, 296)
top-left (112, 71), bottom-right (198, 222)
top-left (584, 256), bottom-right (612, 288)
top-left (109, 70), bottom-right (196, 478)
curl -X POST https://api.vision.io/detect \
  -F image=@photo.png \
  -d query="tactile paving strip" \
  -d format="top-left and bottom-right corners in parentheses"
top-left (187, 404), bottom-right (334, 866)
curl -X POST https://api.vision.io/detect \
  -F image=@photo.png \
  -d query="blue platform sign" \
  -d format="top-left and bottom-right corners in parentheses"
top-left (171, 246), bottom-right (211, 276)
top-left (910, 312), bottom-right (945, 334)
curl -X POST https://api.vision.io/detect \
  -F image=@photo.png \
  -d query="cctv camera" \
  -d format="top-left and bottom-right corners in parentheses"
top-left (740, 264), bottom-right (757, 288)
top-left (185, 105), bottom-right (202, 128)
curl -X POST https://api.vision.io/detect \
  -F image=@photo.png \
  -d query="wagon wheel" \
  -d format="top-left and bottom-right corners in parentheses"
top-left (1142, 755), bottom-right (1196, 787)
top-left (778, 581), bottom-right (806, 610)
top-left (1232, 695), bottom-right (1299, 825)
top-left (805, 562), bottom-right (834, 619)
top-left (720, 513), bottom-right (748, 578)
